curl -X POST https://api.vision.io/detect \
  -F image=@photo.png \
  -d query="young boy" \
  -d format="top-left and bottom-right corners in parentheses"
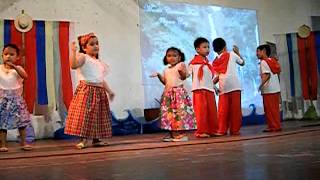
top-left (256, 44), bottom-right (282, 132)
top-left (212, 38), bottom-right (245, 136)
top-left (189, 37), bottom-right (218, 138)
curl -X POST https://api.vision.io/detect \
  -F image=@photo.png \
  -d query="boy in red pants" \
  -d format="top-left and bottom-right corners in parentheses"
top-left (257, 44), bottom-right (282, 132)
top-left (189, 37), bottom-right (218, 138)
top-left (212, 38), bottom-right (245, 136)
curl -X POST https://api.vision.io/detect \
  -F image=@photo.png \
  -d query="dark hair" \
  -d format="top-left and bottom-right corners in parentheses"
top-left (194, 37), bottom-right (209, 49)
top-left (2, 43), bottom-right (20, 55)
top-left (163, 47), bottom-right (185, 65)
top-left (77, 34), bottom-right (99, 58)
top-left (212, 38), bottom-right (226, 53)
top-left (257, 44), bottom-right (271, 57)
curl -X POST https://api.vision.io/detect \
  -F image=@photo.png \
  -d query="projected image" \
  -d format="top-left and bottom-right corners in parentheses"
top-left (140, 1), bottom-right (261, 110)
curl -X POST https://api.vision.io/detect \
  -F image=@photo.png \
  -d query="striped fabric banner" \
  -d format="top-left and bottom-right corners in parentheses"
top-left (286, 34), bottom-right (296, 97)
top-left (36, 21), bottom-right (48, 105)
top-left (290, 33), bottom-right (302, 98)
top-left (275, 34), bottom-right (292, 102)
top-left (1, 19), bottom-right (74, 114)
top-left (275, 31), bottom-right (320, 101)
top-left (45, 21), bottom-right (56, 109)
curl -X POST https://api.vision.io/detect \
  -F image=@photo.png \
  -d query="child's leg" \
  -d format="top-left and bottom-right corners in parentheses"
top-left (229, 91), bottom-right (242, 135)
top-left (18, 127), bottom-right (33, 150)
top-left (217, 93), bottom-right (230, 135)
top-left (0, 130), bottom-right (7, 148)
top-left (18, 127), bottom-right (27, 146)
top-left (193, 90), bottom-right (210, 136)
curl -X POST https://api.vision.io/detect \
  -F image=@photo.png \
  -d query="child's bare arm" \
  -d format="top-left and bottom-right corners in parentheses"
top-left (103, 80), bottom-right (115, 101)
top-left (70, 41), bottom-right (85, 69)
top-left (233, 45), bottom-right (245, 66)
top-left (150, 72), bottom-right (165, 85)
top-left (178, 63), bottom-right (188, 80)
top-left (5, 62), bottom-right (28, 79)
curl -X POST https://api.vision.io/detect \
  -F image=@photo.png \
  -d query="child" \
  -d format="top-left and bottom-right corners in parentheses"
top-left (212, 38), bottom-right (245, 136)
top-left (257, 44), bottom-right (282, 132)
top-left (189, 37), bottom-right (218, 138)
top-left (0, 43), bottom-right (33, 152)
top-left (64, 33), bottom-right (115, 149)
top-left (151, 47), bottom-right (196, 142)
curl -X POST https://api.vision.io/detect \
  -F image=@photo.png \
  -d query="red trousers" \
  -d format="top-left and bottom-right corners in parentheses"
top-left (217, 90), bottom-right (242, 135)
top-left (297, 32), bottom-right (318, 100)
top-left (262, 93), bottom-right (281, 130)
top-left (193, 89), bottom-right (218, 135)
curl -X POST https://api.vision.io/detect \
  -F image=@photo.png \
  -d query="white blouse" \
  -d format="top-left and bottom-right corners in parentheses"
top-left (77, 54), bottom-right (108, 83)
top-left (0, 64), bottom-right (23, 90)
top-left (164, 62), bottom-right (186, 88)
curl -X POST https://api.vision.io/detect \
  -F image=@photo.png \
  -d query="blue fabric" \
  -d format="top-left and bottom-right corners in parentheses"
top-left (36, 21), bottom-right (48, 105)
top-left (286, 33), bottom-right (296, 97)
top-left (315, 31), bottom-right (320, 76)
top-left (4, 20), bottom-right (11, 44)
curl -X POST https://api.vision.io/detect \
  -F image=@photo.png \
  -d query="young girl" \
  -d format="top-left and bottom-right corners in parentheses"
top-left (0, 44), bottom-right (33, 152)
top-left (64, 33), bottom-right (115, 149)
top-left (151, 47), bottom-right (196, 142)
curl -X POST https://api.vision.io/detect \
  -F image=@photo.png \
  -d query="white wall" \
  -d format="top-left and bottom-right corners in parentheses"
top-left (0, 0), bottom-right (316, 116)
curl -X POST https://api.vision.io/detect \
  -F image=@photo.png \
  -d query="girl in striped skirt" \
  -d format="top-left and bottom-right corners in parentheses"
top-left (64, 33), bottom-right (115, 149)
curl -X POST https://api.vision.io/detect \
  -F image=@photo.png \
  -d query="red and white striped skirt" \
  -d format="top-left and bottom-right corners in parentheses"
top-left (64, 81), bottom-right (112, 138)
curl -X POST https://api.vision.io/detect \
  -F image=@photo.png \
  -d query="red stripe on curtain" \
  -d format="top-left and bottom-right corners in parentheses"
top-left (297, 32), bottom-right (318, 100)
top-left (10, 21), bottom-right (22, 66)
top-left (24, 22), bottom-right (37, 112)
top-left (59, 22), bottom-right (73, 109)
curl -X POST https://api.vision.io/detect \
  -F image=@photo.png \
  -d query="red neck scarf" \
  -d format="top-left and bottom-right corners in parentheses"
top-left (262, 57), bottom-right (281, 74)
top-left (189, 55), bottom-right (214, 80)
top-left (212, 52), bottom-right (230, 74)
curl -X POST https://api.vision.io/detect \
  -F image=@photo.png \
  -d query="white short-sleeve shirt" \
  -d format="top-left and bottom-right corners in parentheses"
top-left (260, 60), bottom-right (281, 94)
top-left (188, 62), bottom-right (215, 93)
top-left (217, 51), bottom-right (244, 94)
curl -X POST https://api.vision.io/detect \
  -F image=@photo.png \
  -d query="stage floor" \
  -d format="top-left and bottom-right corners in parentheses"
top-left (0, 120), bottom-right (319, 160)
top-left (0, 120), bottom-right (320, 179)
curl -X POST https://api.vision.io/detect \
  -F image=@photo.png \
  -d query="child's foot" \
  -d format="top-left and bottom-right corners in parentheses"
top-left (162, 134), bottom-right (174, 142)
top-left (172, 134), bottom-right (189, 142)
top-left (212, 133), bottom-right (225, 137)
top-left (76, 141), bottom-right (88, 150)
top-left (0, 147), bottom-right (8, 152)
top-left (195, 133), bottom-right (210, 138)
top-left (21, 144), bottom-right (33, 151)
top-left (92, 139), bottom-right (108, 147)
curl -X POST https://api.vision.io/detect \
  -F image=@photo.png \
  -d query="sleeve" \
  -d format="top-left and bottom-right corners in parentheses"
top-left (102, 61), bottom-right (111, 75)
top-left (231, 51), bottom-right (244, 65)
top-left (260, 60), bottom-right (271, 74)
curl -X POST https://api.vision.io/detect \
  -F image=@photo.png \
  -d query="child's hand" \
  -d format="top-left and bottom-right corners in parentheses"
top-left (150, 72), bottom-right (159, 78)
top-left (71, 41), bottom-right (77, 52)
top-left (233, 45), bottom-right (240, 55)
top-left (108, 91), bottom-right (115, 101)
top-left (4, 61), bottom-right (16, 68)
top-left (258, 84), bottom-right (263, 92)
